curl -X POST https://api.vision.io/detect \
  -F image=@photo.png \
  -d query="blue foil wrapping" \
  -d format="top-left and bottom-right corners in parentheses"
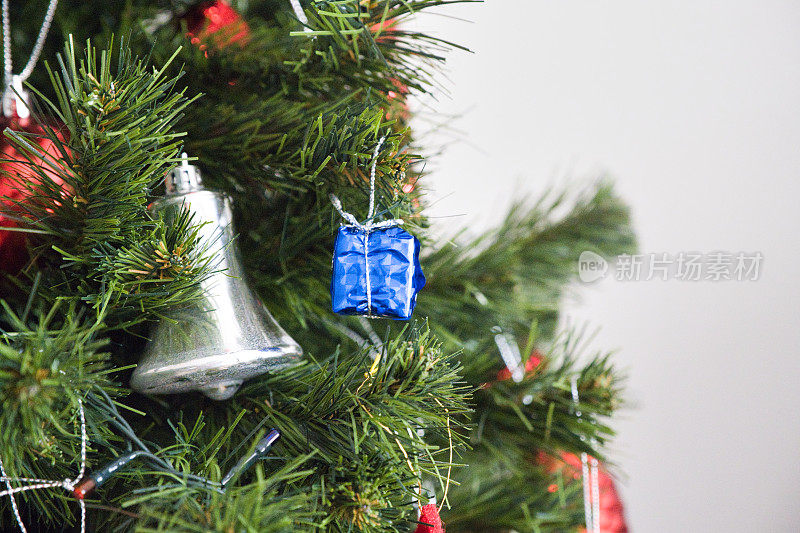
top-left (331, 225), bottom-right (426, 320)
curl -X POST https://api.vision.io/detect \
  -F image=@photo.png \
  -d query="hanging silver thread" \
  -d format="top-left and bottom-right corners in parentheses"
top-left (492, 326), bottom-right (525, 383)
top-left (330, 136), bottom-right (404, 317)
top-left (1, 0), bottom-right (10, 88)
top-left (1, 0), bottom-right (59, 118)
top-left (0, 398), bottom-right (87, 533)
top-left (366, 135), bottom-right (381, 222)
top-left (288, 0), bottom-right (310, 30)
top-left (590, 453), bottom-right (601, 533)
top-left (571, 376), bottom-right (601, 533)
top-left (329, 136), bottom-right (403, 232)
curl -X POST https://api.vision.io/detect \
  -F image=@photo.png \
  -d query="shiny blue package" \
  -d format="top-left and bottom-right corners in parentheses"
top-left (331, 225), bottom-right (426, 320)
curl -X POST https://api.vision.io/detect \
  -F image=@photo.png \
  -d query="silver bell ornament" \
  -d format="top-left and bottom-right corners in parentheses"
top-left (131, 155), bottom-right (302, 400)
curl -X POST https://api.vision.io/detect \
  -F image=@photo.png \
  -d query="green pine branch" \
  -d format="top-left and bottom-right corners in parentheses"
top-left (1, 36), bottom-right (211, 327)
top-left (0, 299), bottom-right (113, 523)
top-left (444, 328), bottom-right (625, 533)
top-left (421, 182), bottom-right (636, 376)
top-left (229, 325), bottom-right (471, 532)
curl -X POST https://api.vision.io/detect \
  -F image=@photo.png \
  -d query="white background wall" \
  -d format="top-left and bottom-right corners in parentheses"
top-left (412, 2), bottom-right (800, 531)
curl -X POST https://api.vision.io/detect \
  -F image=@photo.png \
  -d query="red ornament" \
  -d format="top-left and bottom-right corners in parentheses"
top-left (184, 0), bottom-right (250, 52)
top-left (559, 453), bottom-right (629, 533)
top-left (370, 17), bottom-right (400, 42)
top-left (0, 115), bottom-right (40, 271)
top-left (368, 18), bottom-right (411, 122)
top-left (496, 350), bottom-right (543, 382)
top-left (0, 106), bottom-right (63, 272)
top-left (384, 78), bottom-right (410, 122)
top-left (415, 503), bottom-right (445, 533)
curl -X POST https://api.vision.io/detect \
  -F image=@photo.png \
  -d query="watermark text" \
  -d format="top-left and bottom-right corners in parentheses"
top-left (578, 251), bottom-right (763, 283)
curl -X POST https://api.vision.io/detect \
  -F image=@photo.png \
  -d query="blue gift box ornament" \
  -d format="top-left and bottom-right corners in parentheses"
top-left (331, 225), bottom-right (425, 320)
top-left (329, 136), bottom-right (426, 320)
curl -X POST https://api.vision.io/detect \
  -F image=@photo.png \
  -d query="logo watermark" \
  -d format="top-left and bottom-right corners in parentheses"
top-left (578, 251), bottom-right (763, 283)
top-left (578, 251), bottom-right (609, 283)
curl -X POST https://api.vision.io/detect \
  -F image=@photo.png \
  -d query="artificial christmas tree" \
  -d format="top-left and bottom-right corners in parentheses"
top-left (0, 1), bottom-right (635, 531)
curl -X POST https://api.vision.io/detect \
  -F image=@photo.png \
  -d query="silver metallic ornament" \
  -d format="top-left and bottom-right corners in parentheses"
top-left (130, 155), bottom-right (302, 400)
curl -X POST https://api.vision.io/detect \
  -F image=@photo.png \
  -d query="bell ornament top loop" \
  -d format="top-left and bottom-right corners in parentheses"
top-left (165, 152), bottom-right (203, 194)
